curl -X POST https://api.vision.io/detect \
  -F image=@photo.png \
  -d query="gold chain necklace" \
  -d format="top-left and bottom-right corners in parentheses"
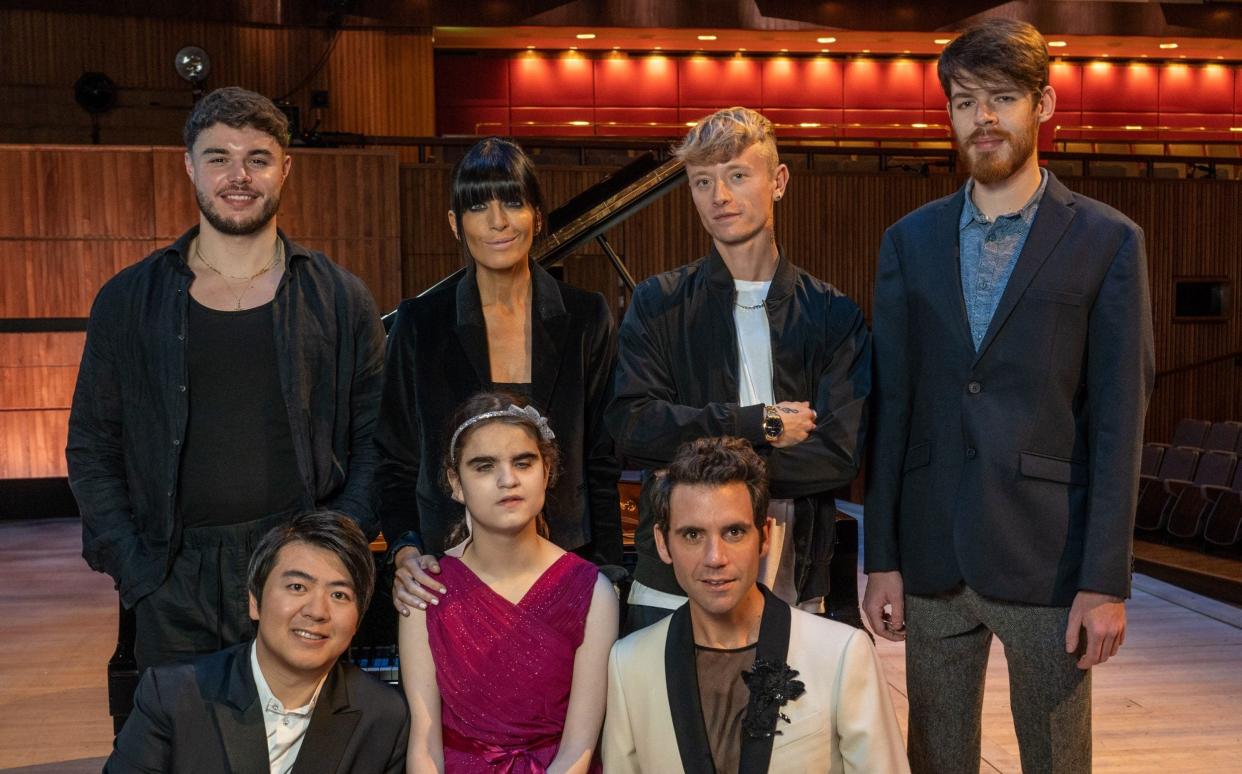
top-left (193, 238), bottom-right (283, 310)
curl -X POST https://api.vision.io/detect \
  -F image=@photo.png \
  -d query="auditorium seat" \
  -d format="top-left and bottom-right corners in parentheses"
top-left (1201, 421), bottom-right (1242, 452)
top-left (1164, 451), bottom-right (1238, 540)
top-left (1134, 445), bottom-right (1200, 533)
top-left (1148, 418), bottom-right (1212, 451)
top-left (1203, 465), bottom-right (1242, 549)
top-left (1141, 443), bottom-right (1165, 476)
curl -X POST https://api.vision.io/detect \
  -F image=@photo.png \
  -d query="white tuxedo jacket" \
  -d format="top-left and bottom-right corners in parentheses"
top-left (602, 605), bottom-right (909, 773)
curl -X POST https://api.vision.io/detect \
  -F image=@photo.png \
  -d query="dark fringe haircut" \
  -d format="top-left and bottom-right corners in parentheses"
top-left (450, 138), bottom-right (545, 265)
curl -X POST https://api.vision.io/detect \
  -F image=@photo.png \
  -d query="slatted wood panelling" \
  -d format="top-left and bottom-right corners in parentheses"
top-left (0, 144), bottom-right (402, 480)
top-left (0, 9), bottom-right (434, 146)
top-left (397, 165), bottom-right (1240, 444)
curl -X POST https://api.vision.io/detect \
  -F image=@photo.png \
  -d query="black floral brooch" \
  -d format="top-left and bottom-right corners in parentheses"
top-left (740, 658), bottom-right (806, 739)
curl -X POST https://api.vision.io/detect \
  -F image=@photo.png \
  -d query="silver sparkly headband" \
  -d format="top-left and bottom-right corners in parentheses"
top-left (449, 404), bottom-right (556, 464)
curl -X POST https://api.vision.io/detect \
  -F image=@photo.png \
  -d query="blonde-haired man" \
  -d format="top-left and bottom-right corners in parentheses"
top-left (606, 106), bottom-right (872, 633)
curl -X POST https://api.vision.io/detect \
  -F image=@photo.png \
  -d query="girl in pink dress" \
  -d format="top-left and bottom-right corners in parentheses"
top-left (400, 392), bottom-right (618, 773)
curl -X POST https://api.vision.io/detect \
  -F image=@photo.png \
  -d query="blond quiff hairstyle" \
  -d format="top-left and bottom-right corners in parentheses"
top-left (673, 106), bottom-right (780, 173)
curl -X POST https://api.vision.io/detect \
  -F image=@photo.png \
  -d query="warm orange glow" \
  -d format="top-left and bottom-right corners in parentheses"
top-left (697, 34), bottom-right (717, 41)
top-left (817, 37), bottom-right (836, 44)
top-left (568, 120), bottom-right (590, 126)
top-left (1159, 42), bottom-right (1179, 50)
top-left (1048, 41), bottom-right (1067, 48)
top-left (575, 33), bottom-right (595, 40)
top-left (934, 38), bottom-right (952, 45)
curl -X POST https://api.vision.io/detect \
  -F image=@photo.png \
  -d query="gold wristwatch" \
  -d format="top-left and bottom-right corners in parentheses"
top-left (763, 405), bottom-right (784, 442)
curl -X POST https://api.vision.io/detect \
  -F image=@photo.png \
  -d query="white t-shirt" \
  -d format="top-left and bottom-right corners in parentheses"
top-left (733, 279), bottom-right (774, 407)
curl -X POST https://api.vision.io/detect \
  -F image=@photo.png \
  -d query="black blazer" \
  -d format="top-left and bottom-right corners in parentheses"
top-left (865, 172), bottom-right (1155, 605)
top-left (105, 643), bottom-right (409, 774)
top-left (373, 261), bottom-right (622, 564)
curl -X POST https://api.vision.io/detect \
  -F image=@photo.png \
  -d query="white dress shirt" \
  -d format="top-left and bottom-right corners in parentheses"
top-left (250, 642), bottom-right (328, 774)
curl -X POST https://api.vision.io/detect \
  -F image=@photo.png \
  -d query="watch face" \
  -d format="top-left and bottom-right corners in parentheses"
top-left (764, 416), bottom-right (783, 439)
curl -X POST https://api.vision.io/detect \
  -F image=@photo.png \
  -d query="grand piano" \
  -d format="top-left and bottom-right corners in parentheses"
top-left (106, 150), bottom-right (861, 730)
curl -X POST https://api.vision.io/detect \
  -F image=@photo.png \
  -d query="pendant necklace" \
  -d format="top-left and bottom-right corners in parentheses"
top-left (194, 238), bottom-right (284, 310)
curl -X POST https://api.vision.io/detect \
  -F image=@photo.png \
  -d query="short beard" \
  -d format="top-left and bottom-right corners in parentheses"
top-left (196, 188), bottom-right (281, 236)
top-left (961, 122), bottom-right (1037, 185)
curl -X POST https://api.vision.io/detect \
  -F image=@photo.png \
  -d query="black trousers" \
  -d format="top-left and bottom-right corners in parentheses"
top-left (133, 512), bottom-right (289, 672)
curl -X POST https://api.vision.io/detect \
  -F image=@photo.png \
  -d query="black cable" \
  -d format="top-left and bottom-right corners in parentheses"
top-left (275, 26), bottom-right (343, 104)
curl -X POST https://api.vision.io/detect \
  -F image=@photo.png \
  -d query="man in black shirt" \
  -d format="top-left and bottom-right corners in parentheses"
top-left (67, 87), bottom-right (385, 671)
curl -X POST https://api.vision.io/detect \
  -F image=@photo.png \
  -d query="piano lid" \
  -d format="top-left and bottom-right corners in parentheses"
top-left (390, 152), bottom-right (685, 323)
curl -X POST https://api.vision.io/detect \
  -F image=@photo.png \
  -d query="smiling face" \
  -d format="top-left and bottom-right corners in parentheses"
top-left (448, 421), bottom-right (549, 537)
top-left (685, 142), bottom-right (788, 252)
top-left (655, 481), bottom-right (769, 619)
top-left (184, 123), bottom-right (291, 237)
top-left (448, 198), bottom-right (537, 273)
top-left (248, 541), bottom-right (360, 686)
top-left (948, 72), bottom-right (1054, 185)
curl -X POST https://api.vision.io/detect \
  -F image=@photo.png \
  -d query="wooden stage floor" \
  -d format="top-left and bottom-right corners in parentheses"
top-left (2, 518), bottom-right (1241, 772)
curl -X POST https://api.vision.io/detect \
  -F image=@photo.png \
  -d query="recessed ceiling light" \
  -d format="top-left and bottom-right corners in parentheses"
top-left (934, 38), bottom-right (952, 45)
top-left (799, 122), bottom-right (821, 128)
top-left (862, 49), bottom-right (871, 53)
top-left (1048, 41), bottom-right (1067, 48)
top-left (569, 120), bottom-right (590, 126)
top-left (821, 48), bottom-right (830, 53)
top-left (902, 49), bottom-right (910, 54)
top-left (654, 46), bottom-right (662, 50)
top-left (1101, 53), bottom-right (1110, 58)
top-left (1159, 42), bottom-right (1179, 50)
top-left (576, 33), bottom-right (595, 40)
top-left (569, 46), bottom-right (578, 51)
top-left (697, 34), bottom-right (717, 41)
top-left (817, 37), bottom-right (836, 44)
top-left (738, 47), bottom-right (747, 52)
top-left (526, 45), bottom-right (535, 50)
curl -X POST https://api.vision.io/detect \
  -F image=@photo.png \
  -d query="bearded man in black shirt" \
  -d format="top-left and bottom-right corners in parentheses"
top-left (67, 87), bottom-right (385, 671)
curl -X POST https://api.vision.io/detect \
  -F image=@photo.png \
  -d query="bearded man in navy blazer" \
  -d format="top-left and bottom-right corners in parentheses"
top-left (863, 19), bottom-right (1154, 774)
top-left (105, 511), bottom-right (408, 774)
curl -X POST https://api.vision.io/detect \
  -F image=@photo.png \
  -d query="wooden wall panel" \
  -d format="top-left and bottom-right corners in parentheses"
top-left (0, 148), bottom-right (155, 238)
top-left (0, 412), bottom-right (70, 479)
top-left (0, 241), bottom-right (157, 318)
top-left (0, 9), bottom-right (434, 146)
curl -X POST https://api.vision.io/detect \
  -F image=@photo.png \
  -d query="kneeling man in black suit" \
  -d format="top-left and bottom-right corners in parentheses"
top-left (106, 511), bottom-right (408, 774)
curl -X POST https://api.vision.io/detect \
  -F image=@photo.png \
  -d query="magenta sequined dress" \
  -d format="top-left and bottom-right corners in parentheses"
top-left (426, 552), bottom-right (601, 773)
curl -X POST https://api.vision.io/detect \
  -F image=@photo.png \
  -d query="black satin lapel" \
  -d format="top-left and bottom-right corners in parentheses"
top-left (738, 587), bottom-right (792, 774)
top-left (212, 699), bottom-right (269, 774)
top-left (292, 668), bottom-right (360, 774)
top-left (530, 310), bottom-right (568, 414)
top-left (974, 193), bottom-right (1075, 362)
top-left (665, 605), bottom-right (717, 774)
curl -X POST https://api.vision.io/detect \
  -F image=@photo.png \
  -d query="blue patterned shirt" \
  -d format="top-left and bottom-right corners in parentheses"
top-left (959, 169), bottom-right (1048, 349)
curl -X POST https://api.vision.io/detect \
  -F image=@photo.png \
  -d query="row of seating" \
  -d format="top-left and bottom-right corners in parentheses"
top-left (1136, 419), bottom-right (1242, 549)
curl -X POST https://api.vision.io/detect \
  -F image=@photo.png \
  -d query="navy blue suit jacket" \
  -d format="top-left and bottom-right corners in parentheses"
top-left (865, 172), bottom-right (1154, 605)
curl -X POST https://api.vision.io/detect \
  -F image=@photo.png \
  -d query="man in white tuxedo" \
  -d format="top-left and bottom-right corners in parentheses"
top-left (602, 437), bottom-right (907, 774)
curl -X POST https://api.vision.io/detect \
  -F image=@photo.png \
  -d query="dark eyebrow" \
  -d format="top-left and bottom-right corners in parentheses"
top-left (281, 569), bottom-right (316, 583)
top-left (464, 454), bottom-right (497, 466)
top-left (246, 148), bottom-right (274, 157)
top-left (199, 146), bottom-right (231, 156)
top-left (511, 452), bottom-right (538, 462)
